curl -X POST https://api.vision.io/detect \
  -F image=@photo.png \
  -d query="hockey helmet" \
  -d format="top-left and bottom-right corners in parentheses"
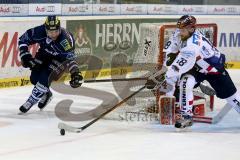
top-left (45, 15), bottom-right (60, 31)
top-left (177, 15), bottom-right (196, 29)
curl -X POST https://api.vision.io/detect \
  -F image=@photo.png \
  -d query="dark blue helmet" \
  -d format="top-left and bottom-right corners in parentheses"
top-left (44, 15), bottom-right (60, 31)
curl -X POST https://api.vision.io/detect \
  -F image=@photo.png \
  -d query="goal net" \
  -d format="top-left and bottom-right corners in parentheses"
top-left (104, 23), bottom-right (218, 122)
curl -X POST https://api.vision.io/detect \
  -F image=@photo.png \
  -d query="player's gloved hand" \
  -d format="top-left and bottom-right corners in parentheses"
top-left (70, 72), bottom-right (83, 88)
top-left (21, 52), bottom-right (42, 70)
top-left (166, 53), bottom-right (178, 66)
top-left (146, 72), bottom-right (166, 90)
top-left (145, 79), bottom-right (156, 90)
top-left (21, 52), bottom-right (34, 68)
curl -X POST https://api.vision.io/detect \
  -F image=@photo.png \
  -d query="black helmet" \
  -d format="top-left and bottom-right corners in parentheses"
top-left (177, 15), bottom-right (196, 29)
top-left (44, 15), bottom-right (60, 31)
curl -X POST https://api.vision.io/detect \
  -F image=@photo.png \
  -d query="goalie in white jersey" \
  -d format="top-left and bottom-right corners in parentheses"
top-left (160, 15), bottom-right (240, 128)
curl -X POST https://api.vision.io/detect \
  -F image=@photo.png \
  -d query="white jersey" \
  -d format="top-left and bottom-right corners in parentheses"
top-left (164, 29), bottom-right (225, 78)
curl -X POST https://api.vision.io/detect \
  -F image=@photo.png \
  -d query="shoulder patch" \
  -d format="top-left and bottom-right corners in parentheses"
top-left (60, 39), bottom-right (72, 51)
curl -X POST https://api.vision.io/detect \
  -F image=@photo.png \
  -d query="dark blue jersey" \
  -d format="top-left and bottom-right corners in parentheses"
top-left (19, 24), bottom-right (75, 61)
top-left (19, 24), bottom-right (79, 74)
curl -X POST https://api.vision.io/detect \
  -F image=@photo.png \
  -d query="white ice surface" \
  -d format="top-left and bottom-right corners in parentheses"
top-left (0, 70), bottom-right (240, 160)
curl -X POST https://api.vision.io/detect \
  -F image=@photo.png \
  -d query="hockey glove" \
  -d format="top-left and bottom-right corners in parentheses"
top-left (21, 52), bottom-right (42, 71)
top-left (145, 73), bottom-right (166, 90)
top-left (166, 53), bottom-right (178, 66)
top-left (20, 52), bottom-right (34, 68)
top-left (145, 79), bottom-right (157, 90)
top-left (70, 72), bottom-right (83, 88)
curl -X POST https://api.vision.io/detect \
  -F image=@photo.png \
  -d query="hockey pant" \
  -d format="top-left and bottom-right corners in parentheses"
top-left (174, 73), bottom-right (240, 116)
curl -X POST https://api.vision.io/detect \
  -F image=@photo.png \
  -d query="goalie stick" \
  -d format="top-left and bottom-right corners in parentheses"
top-left (58, 67), bottom-right (167, 135)
top-left (193, 103), bottom-right (232, 124)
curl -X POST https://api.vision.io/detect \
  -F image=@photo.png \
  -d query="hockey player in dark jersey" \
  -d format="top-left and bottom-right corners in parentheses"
top-left (18, 15), bottom-right (83, 113)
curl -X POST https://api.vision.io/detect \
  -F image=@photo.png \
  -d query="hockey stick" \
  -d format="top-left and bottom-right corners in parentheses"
top-left (83, 77), bottom-right (147, 83)
top-left (58, 85), bottom-right (146, 135)
top-left (193, 103), bottom-right (232, 124)
top-left (58, 67), bottom-right (167, 135)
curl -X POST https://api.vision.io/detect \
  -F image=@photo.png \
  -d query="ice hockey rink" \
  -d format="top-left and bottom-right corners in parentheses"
top-left (0, 69), bottom-right (240, 160)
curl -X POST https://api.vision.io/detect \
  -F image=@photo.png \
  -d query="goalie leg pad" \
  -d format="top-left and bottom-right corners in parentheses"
top-left (158, 96), bottom-right (176, 125)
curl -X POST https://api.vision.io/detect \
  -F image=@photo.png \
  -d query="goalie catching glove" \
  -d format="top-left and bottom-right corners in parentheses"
top-left (146, 73), bottom-right (165, 90)
top-left (70, 72), bottom-right (83, 88)
top-left (145, 66), bottom-right (170, 90)
top-left (145, 65), bottom-right (178, 97)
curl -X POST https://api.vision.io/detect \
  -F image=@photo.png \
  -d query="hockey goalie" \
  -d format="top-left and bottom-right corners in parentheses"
top-left (146, 15), bottom-right (240, 129)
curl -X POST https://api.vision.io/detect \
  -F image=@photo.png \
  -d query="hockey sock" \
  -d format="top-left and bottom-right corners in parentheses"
top-left (20, 82), bottom-right (49, 113)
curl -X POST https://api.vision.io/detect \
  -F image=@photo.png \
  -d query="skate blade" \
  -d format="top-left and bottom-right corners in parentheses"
top-left (18, 112), bottom-right (24, 115)
top-left (17, 111), bottom-right (28, 115)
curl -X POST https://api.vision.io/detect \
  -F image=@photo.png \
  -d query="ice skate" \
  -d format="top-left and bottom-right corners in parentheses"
top-left (19, 101), bottom-right (34, 114)
top-left (175, 114), bottom-right (193, 130)
top-left (38, 90), bottom-right (53, 110)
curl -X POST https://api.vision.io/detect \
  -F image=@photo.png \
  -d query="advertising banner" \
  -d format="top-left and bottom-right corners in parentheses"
top-left (92, 4), bottom-right (121, 15)
top-left (66, 18), bottom-right (176, 72)
top-left (207, 5), bottom-right (240, 15)
top-left (0, 20), bottom-right (45, 79)
top-left (0, 16), bottom-right (240, 88)
top-left (148, 4), bottom-right (179, 14)
top-left (121, 4), bottom-right (147, 15)
top-left (28, 3), bottom-right (62, 16)
top-left (178, 5), bottom-right (207, 15)
top-left (0, 4), bottom-right (28, 16)
top-left (62, 4), bottom-right (92, 15)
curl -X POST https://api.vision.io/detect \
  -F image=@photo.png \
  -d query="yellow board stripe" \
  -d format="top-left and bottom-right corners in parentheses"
top-left (0, 63), bottom-right (239, 89)
top-left (225, 62), bottom-right (240, 69)
top-left (0, 67), bottom-right (132, 89)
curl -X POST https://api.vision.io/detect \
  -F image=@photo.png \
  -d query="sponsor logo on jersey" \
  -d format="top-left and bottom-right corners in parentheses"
top-left (60, 39), bottom-right (72, 51)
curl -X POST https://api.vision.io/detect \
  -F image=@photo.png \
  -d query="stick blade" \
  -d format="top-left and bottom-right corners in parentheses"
top-left (58, 122), bottom-right (82, 133)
